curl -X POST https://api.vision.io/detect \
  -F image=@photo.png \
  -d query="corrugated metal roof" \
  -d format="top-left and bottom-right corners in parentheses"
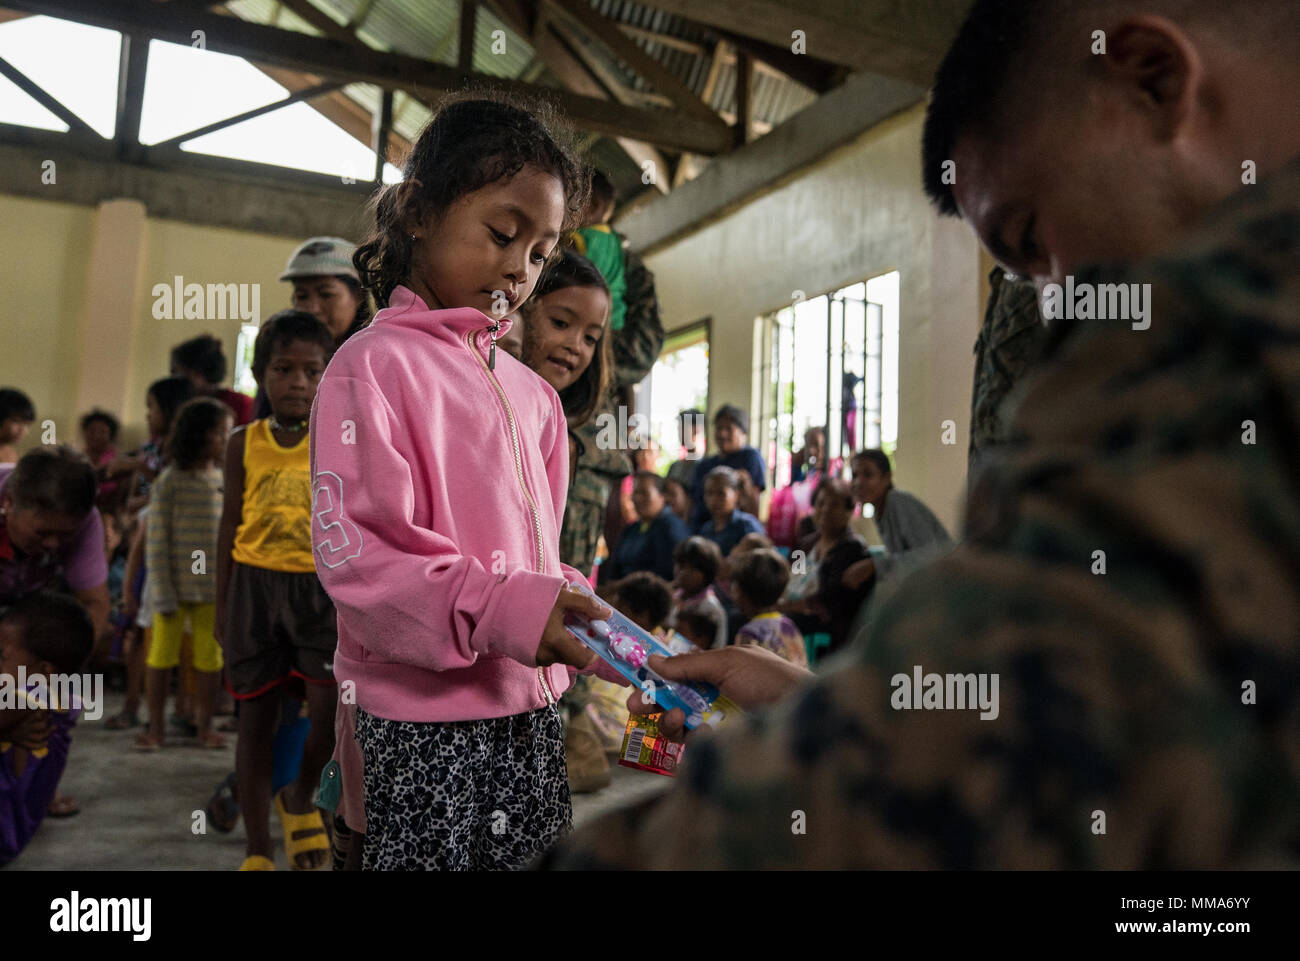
top-left (223, 0), bottom-right (834, 200)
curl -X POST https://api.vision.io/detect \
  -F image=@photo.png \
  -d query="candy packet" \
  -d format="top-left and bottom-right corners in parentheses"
top-left (619, 713), bottom-right (684, 776)
top-left (563, 584), bottom-right (741, 731)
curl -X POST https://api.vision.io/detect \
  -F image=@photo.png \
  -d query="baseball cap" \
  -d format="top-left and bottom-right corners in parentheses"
top-left (280, 237), bottom-right (359, 282)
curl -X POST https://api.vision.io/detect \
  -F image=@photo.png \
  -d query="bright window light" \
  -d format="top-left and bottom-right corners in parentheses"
top-left (0, 15), bottom-right (120, 136)
top-left (141, 39), bottom-right (403, 181)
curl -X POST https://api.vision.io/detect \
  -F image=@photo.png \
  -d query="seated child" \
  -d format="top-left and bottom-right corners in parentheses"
top-left (673, 605), bottom-right (722, 653)
top-left (730, 548), bottom-right (808, 667)
top-left (670, 536), bottom-right (728, 649)
top-left (0, 591), bottom-right (95, 865)
top-left (717, 531), bottom-right (774, 644)
top-left (695, 466), bottom-right (764, 557)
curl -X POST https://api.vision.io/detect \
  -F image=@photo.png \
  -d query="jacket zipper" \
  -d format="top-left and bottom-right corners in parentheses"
top-left (464, 326), bottom-right (555, 709)
top-left (464, 326), bottom-right (545, 575)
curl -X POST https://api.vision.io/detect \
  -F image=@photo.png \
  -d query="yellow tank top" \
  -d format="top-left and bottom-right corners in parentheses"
top-left (231, 419), bottom-right (315, 573)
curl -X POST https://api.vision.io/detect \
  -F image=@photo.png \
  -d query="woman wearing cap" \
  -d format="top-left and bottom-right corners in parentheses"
top-left (254, 238), bottom-right (372, 420)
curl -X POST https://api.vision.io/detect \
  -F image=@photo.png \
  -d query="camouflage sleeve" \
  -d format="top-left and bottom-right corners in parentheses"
top-left (612, 247), bottom-right (665, 388)
top-left (969, 268), bottom-right (1047, 468)
top-left (548, 229), bottom-right (1300, 868)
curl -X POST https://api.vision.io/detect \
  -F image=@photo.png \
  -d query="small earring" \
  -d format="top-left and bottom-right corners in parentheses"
top-left (409, 233), bottom-right (416, 243)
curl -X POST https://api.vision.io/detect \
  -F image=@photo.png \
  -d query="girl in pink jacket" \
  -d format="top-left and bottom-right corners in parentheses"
top-left (310, 95), bottom-right (621, 870)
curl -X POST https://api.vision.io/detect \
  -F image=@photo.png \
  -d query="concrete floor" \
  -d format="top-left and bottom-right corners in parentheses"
top-left (7, 691), bottom-right (670, 871)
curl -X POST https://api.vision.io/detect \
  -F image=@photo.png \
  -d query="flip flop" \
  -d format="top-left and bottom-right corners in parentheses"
top-left (132, 733), bottom-right (164, 751)
top-left (273, 790), bottom-right (331, 871)
top-left (199, 732), bottom-right (228, 749)
top-left (238, 855), bottom-right (274, 871)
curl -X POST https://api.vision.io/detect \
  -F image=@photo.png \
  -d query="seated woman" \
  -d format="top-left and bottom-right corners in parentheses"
top-left (845, 448), bottom-right (953, 587)
top-left (779, 478), bottom-right (872, 656)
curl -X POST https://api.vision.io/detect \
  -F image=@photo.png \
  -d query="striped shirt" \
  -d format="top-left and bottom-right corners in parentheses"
top-left (146, 465), bottom-right (223, 608)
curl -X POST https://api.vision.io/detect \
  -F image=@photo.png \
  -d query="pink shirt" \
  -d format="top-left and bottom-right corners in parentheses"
top-left (310, 286), bottom-right (622, 724)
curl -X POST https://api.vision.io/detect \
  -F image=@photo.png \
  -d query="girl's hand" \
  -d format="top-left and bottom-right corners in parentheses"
top-left (536, 587), bottom-right (611, 669)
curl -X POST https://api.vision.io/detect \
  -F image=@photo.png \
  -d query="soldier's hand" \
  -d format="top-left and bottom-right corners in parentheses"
top-left (625, 645), bottom-right (812, 741)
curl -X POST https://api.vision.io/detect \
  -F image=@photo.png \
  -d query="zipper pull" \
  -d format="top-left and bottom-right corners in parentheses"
top-left (487, 322), bottom-right (500, 371)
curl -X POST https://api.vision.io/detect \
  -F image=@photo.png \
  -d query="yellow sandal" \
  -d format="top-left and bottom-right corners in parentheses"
top-left (272, 790), bottom-right (331, 870)
top-left (238, 855), bottom-right (274, 871)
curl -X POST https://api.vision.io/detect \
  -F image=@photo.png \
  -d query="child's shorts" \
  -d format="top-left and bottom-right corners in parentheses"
top-left (149, 603), bottom-right (222, 672)
top-left (354, 704), bottom-right (570, 871)
top-left (224, 561), bottom-right (338, 699)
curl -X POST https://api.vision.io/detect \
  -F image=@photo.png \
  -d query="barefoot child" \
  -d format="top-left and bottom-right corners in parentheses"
top-left (136, 397), bottom-right (231, 751)
top-left (311, 93), bottom-right (624, 870)
top-left (213, 311), bottom-right (337, 871)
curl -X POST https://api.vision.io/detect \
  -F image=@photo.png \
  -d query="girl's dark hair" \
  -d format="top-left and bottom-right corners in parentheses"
top-left (354, 91), bottom-right (591, 309)
top-left (673, 535), bottom-right (722, 583)
top-left (252, 310), bottom-right (335, 380)
top-left (813, 476), bottom-right (855, 511)
top-left (852, 448), bottom-right (893, 479)
top-left (523, 247), bottom-right (612, 426)
top-left (7, 446), bottom-right (96, 517)
top-left (166, 397), bottom-right (229, 470)
top-left (0, 387), bottom-right (35, 422)
top-left (79, 408), bottom-right (119, 441)
top-left (147, 376), bottom-right (195, 439)
top-left (0, 591), bottom-right (94, 674)
top-left (170, 334), bottom-right (227, 385)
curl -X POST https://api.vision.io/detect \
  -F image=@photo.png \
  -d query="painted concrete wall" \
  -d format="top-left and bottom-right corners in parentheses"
top-left (639, 104), bottom-right (984, 531)
top-left (0, 192), bottom-right (313, 454)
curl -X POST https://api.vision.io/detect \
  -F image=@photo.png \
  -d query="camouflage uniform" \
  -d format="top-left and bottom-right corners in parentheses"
top-left (969, 267), bottom-right (1049, 476)
top-left (543, 160), bottom-right (1300, 869)
top-left (559, 245), bottom-right (665, 574)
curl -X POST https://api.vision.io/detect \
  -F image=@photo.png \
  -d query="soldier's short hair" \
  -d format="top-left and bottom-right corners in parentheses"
top-left (923, 0), bottom-right (1300, 216)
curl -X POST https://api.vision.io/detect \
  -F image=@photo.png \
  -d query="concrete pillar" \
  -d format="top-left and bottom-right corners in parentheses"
top-left (72, 198), bottom-right (148, 428)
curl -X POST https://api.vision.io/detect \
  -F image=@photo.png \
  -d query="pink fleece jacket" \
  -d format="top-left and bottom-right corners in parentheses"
top-left (310, 285), bottom-right (621, 723)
